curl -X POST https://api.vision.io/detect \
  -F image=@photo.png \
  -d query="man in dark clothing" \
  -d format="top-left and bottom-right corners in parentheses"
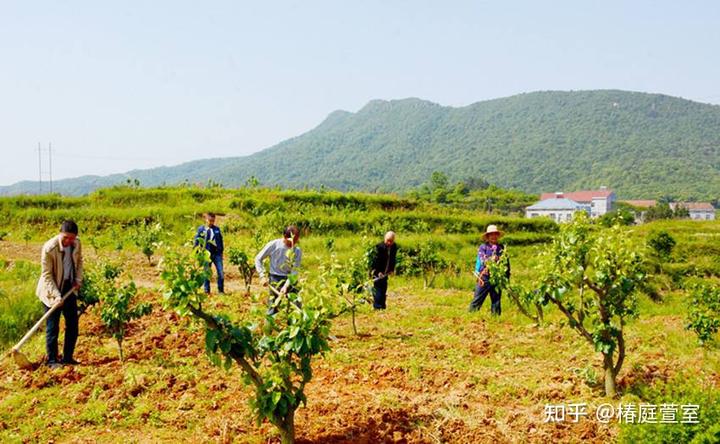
top-left (194, 213), bottom-right (224, 294)
top-left (371, 231), bottom-right (397, 310)
top-left (469, 225), bottom-right (510, 315)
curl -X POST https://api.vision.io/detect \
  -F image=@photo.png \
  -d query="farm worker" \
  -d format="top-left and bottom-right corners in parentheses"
top-left (469, 225), bottom-right (510, 315)
top-left (194, 212), bottom-right (225, 294)
top-left (36, 220), bottom-right (83, 367)
top-left (255, 225), bottom-right (302, 315)
top-left (370, 231), bottom-right (397, 310)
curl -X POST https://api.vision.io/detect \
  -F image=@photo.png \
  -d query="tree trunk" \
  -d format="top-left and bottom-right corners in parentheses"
top-left (351, 308), bottom-right (358, 336)
top-left (118, 339), bottom-right (124, 362)
top-left (277, 411), bottom-right (295, 444)
top-left (602, 352), bottom-right (617, 397)
top-left (535, 303), bottom-right (544, 324)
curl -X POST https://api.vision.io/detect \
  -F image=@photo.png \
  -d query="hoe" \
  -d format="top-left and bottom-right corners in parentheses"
top-left (7, 288), bottom-right (76, 370)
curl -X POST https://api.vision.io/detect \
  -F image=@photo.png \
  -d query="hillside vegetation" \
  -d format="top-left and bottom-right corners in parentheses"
top-left (3, 90), bottom-right (719, 200)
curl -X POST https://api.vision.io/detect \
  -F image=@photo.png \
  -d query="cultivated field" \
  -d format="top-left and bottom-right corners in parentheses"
top-left (1, 187), bottom-right (718, 443)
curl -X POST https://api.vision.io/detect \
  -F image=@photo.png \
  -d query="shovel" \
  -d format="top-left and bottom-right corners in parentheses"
top-left (8, 288), bottom-right (76, 370)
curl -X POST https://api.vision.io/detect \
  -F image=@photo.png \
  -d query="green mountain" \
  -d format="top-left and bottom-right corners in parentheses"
top-left (3, 90), bottom-right (719, 199)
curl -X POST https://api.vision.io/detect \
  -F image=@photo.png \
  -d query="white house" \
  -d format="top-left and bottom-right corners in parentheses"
top-left (540, 187), bottom-right (616, 218)
top-left (525, 198), bottom-right (591, 223)
top-left (670, 202), bottom-right (716, 221)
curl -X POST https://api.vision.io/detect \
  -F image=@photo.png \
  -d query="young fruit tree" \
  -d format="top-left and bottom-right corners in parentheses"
top-left (485, 253), bottom-right (546, 325)
top-left (131, 222), bottom-right (164, 265)
top-left (399, 241), bottom-right (448, 289)
top-left (99, 280), bottom-right (152, 362)
top-left (228, 247), bottom-right (256, 293)
top-left (78, 261), bottom-right (122, 316)
top-left (319, 255), bottom-right (373, 336)
top-left (535, 213), bottom-right (645, 397)
top-left (161, 246), bottom-right (336, 444)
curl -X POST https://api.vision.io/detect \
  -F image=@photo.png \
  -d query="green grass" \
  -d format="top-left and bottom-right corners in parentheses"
top-left (0, 259), bottom-right (42, 347)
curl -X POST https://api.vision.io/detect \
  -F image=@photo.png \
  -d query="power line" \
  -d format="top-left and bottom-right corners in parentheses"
top-left (37, 142), bottom-right (53, 194)
top-left (49, 142), bottom-right (52, 193)
top-left (52, 152), bottom-right (166, 161)
top-left (37, 142), bottom-right (42, 194)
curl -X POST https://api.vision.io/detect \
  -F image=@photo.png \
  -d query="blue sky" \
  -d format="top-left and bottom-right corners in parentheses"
top-left (1, 1), bottom-right (719, 185)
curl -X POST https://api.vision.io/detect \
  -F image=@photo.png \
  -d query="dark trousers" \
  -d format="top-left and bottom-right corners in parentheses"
top-left (373, 276), bottom-right (388, 309)
top-left (268, 274), bottom-right (299, 315)
top-left (204, 253), bottom-right (224, 293)
top-left (45, 280), bottom-right (79, 363)
top-left (469, 280), bottom-right (501, 315)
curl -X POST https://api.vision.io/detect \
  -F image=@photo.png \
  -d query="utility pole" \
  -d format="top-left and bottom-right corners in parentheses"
top-left (37, 142), bottom-right (53, 194)
top-left (48, 142), bottom-right (53, 193)
top-left (38, 142), bottom-right (42, 194)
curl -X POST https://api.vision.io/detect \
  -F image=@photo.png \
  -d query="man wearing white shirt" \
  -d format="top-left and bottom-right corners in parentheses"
top-left (255, 226), bottom-right (302, 315)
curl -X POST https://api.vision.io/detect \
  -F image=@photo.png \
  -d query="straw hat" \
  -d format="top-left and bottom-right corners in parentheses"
top-left (482, 225), bottom-right (503, 240)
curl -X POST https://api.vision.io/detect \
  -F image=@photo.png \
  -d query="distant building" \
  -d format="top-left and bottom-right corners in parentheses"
top-left (670, 202), bottom-right (716, 221)
top-left (540, 187), bottom-right (616, 218)
top-left (621, 200), bottom-right (657, 208)
top-left (620, 200), bottom-right (657, 223)
top-left (525, 198), bottom-right (591, 223)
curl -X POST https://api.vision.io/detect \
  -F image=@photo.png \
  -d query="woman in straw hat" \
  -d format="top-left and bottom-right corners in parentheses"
top-left (469, 225), bottom-right (509, 315)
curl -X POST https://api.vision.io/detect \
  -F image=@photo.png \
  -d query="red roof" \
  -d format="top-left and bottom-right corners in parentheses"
top-left (540, 190), bottom-right (614, 203)
top-left (672, 202), bottom-right (715, 211)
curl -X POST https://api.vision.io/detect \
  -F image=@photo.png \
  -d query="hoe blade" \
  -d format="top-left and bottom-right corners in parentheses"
top-left (11, 349), bottom-right (34, 370)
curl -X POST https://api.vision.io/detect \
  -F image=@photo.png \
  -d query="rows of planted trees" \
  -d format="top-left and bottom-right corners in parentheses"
top-left (1, 186), bottom-right (719, 443)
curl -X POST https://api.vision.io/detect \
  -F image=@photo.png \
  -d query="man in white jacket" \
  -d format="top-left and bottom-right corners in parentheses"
top-left (36, 220), bottom-right (83, 367)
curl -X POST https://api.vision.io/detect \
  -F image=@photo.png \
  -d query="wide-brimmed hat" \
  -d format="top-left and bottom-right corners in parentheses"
top-left (482, 225), bottom-right (503, 240)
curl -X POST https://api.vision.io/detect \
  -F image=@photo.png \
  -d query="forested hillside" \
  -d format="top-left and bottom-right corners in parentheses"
top-left (3, 90), bottom-right (719, 200)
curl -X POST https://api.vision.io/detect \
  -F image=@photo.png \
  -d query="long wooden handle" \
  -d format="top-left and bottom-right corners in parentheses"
top-left (12, 288), bottom-right (76, 352)
top-left (269, 284), bottom-right (286, 297)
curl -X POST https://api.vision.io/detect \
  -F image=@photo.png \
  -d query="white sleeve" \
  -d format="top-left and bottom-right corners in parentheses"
top-left (254, 241), bottom-right (274, 278)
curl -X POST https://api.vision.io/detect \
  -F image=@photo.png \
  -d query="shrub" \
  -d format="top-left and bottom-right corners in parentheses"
top-left (686, 282), bottom-right (720, 345)
top-left (647, 230), bottom-right (676, 258)
top-left (619, 376), bottom-right (720, 443)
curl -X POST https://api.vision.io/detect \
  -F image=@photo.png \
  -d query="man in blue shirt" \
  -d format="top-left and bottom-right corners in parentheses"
top-left (194, 213), bottom-right (224, 294)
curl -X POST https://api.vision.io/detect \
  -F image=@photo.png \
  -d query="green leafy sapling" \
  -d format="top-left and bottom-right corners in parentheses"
top-left (132, 222), bottom-right (165, 265)
top-left (99, 281), bottom-right (152, 361)
top-left (228, 247), bottom-right (256, 293)
top-left (535, 213), bottom-right (645, 397)
top-left (161, 244), bottom-right (336, 444)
